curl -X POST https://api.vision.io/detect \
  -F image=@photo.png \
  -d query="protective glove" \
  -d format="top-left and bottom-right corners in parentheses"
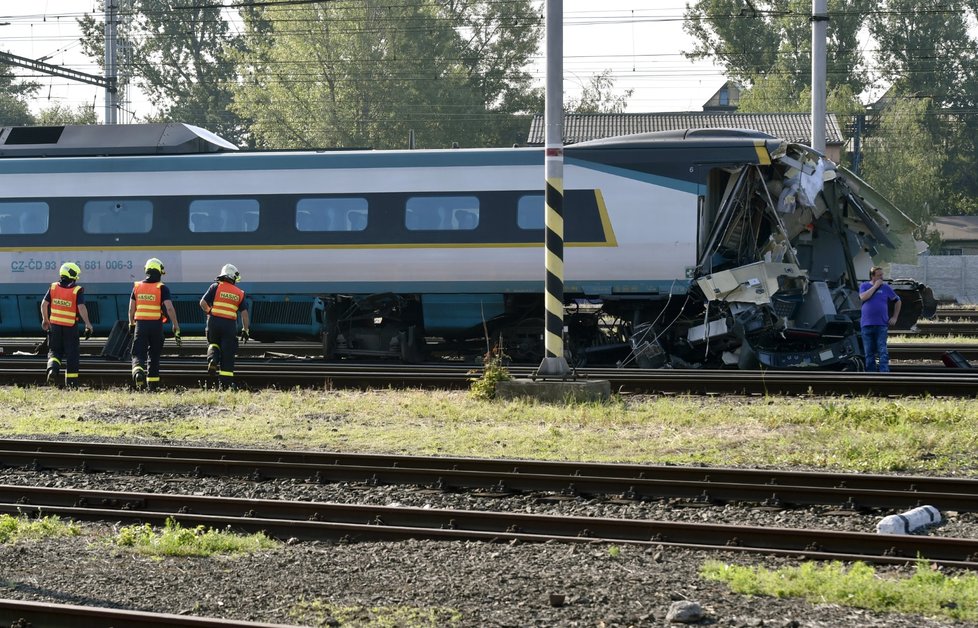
top-left (239, 328), bottom-right (250, 343)
top-left (83, 327), bottom-right (92, 341)
top-left (173, 330), bottom-right (182, 347)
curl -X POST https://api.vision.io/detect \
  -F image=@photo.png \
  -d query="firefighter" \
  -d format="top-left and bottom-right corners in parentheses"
top-left (40, 262), bottom-right (94, 388)
top-left (128, 258), bottom-right (181, 390)
top-left (199, 263), bottom-right (250, 389)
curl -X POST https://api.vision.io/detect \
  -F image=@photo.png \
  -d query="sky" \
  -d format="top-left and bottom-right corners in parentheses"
top-left (0, 2), bottom-right (728, 123)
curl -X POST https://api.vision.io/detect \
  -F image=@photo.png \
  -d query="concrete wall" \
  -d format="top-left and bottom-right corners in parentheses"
top-left (890, 255), bottom-right (978, 303)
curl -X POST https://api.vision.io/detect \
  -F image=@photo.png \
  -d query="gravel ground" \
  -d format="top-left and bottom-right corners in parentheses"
top-left (2, 457), bottom-right (978, 627)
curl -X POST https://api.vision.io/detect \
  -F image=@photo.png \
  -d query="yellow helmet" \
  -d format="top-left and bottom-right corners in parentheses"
top-left (59, 262), bottom-right (81, 280)
top-left (219, 263), bottom-right (240, 283)
top-left (145, 258), bottom-right (165, 275)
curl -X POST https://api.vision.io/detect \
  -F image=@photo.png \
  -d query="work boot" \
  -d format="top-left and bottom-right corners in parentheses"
top-left (132, 369), bottom-right (146, 390)
top-left (46, 366), bottom-right (61, 388)
top-left (207, 360), bottom-right (219, 376)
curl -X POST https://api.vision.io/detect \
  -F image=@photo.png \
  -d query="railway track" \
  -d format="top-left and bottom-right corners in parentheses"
top-left (0, 599), bottom-right (293, 628)
top-left (4, 482), bottom-right (977, 570)
top-left (6, 439), bottom-right (978, 512)
top-left (2, 355), bottom-right (978, 395)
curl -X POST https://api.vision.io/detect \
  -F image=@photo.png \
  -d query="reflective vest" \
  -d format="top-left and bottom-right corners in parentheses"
top-left (211, 281), bottom-right (245, 320)
top-left (49, 283), bottom-right (80, 327)
top-left (133, 281), bottom-right (164, 321)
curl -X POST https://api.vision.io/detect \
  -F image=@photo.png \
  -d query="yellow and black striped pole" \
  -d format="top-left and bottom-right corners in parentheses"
top-left (537, 0), bottom-right (570, 377)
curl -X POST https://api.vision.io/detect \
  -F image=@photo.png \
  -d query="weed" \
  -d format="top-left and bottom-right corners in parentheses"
top-left (469, 345), bottom-right (511, 400)
top-left (702, 559), bottom-right (978, 621)
top-left (114, 517), bottom-right (279, 557)
top-left (0, 513), bottom-right (81, 543)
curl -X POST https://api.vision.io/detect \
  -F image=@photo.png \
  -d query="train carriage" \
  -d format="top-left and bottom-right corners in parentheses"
top-left (0, 123), bottom-right (931, 368)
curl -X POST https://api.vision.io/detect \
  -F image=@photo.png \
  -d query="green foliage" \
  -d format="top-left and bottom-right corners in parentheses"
top-left (469, 346), bottom-right (512, 400)
top-left (860, 96), bottom-right (944, 228)
top-left (0, 514), bottom-right (81, 543)
top-left (114, 517), bottom-right (278, 557)
top-left (567, 70), bottom-right (634, 114)
top-left (78, 1), bottom-right (247, 143)
top-left (35, 104), bottom-right (98, 126)
top-left (683, 0), bottom-right (869, 98)
top-left (231, 0), bottom-right (541, 149)
top-left (290, 599), bottom-right (462, 627)
top-left (608, 545), bottom-right (621, 558)
top-left (702, 560), bottom-right (978, 621)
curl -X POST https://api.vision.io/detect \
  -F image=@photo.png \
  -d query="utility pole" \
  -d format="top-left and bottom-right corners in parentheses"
top-left (811, 0), bottom-right (828, 152)
top-left (538, 0), bottom-right (569, 377)
top-left (104, 0), bottom-right (119, 124)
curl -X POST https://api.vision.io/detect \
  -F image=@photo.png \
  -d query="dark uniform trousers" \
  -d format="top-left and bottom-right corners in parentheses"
top-left (132, 320), bottom-right (165, 388)
top-left (206, 316), bottom-right (239, 387)
top-left (48, 324), bottom-right (80, 385)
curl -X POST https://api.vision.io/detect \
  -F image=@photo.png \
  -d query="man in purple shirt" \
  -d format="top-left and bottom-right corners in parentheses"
top-left (859, 266), bottom-right (902, 372)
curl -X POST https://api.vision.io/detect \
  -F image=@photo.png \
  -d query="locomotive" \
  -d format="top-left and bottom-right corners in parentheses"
top-left (0, 123), bottom-right (931, 368)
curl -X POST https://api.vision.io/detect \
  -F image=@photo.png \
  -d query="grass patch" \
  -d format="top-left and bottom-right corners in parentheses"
top-left (702, 560), bottom-right (978, 621)
top-left (114, 517), bottom-right (279, 557)
top-left (289, 599), bottom-right (462, 627)
top-left (0, 513), bottom-right (81, 543)
top-left (3, 387), bottom-right (978, 473)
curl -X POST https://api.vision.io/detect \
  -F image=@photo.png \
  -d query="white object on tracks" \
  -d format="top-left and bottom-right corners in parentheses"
top-left (876, 505), bottom-right (942, 534)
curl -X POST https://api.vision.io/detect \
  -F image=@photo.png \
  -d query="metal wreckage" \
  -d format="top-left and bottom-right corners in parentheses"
top-left (627, 142), bottom-right (935, 370)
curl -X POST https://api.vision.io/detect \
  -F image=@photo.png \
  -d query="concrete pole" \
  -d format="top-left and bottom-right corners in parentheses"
top-left (538, 0), bottom-right (570, 377)
top-left (811, 0), bottom-right (828, 152)
top-left (104, 1), bottom-right (118, 124)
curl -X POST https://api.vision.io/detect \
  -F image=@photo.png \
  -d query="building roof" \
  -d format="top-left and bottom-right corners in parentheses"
top-left (526, 112), bottom-right (845, 146)
top-left (932, 215), bottom-right (978, 242)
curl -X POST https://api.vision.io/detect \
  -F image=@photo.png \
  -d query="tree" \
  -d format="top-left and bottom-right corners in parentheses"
top-left (231, 0), bottom-right (542, 149)
top-left (860, 96), bottom-right (944, 232)
top-left (868, 0), bottom-right (978, 215)
top-left (737, 74), bottom-right (863, 125)
top-left (36, 104), bottom-right (98, 125)
top-left (566, 70), bottom-right (634, 114)
top-left (683, 0), bottom-right (870, 99)
top-left (0, 58), bottom-right (39, 126)
top-left (79, 0), bottom-right (247, 144)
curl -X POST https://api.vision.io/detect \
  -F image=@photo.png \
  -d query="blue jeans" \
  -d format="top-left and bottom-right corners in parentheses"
top-left (862, 324), bottom-right (890, 372)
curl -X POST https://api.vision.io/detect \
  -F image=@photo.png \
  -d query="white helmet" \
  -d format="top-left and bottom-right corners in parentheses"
top-left (219, 263), bottom-right (240, 283)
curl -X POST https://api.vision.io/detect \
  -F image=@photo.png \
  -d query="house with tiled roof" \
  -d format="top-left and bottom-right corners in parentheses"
top-left (931, 216), bottom-right (978, 255)
top-left (526, 112), bottom-right (846, 163)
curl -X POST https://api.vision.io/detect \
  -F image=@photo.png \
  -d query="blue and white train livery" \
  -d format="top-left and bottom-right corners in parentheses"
top-left (0, 123), bottom-right (929, 368)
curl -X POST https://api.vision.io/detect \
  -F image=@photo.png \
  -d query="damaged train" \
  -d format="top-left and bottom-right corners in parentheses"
top-left (0, 123), bottom-right (932, 369)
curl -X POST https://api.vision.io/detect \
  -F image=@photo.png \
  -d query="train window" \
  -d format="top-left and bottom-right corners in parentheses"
top-left (405, 196), bottom-right (479, 231)
top-left (189, 199), bottom-right (260, 233)
top-left (0, 202), bottom-right (49, 234)
top-left (296, 197), bottom-right (368, 231)
top-left (83, 200), bottom-right (152, 234)
top-left (517, 194), bottom-right (544, 229)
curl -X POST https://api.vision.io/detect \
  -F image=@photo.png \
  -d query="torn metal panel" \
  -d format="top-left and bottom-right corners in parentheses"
top-left (837, 166), bottom-right (921, 265)
top-left (695, 261), bottom-right (805, 305)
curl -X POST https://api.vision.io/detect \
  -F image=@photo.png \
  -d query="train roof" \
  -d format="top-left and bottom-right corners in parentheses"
top-left (0, 123), bottom-right (238, 157)
top-left (568, 128), bottom-right (784, 150)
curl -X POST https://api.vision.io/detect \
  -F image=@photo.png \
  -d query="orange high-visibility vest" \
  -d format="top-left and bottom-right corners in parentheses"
top-left (133, 281), bottom-right (164, 321)
top-left (49, 283), bottom-right (80, 327)
top-left (210, 281), bottom-right (245, 320)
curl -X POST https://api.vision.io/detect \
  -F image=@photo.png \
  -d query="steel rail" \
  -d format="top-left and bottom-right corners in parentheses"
top-left (3, 356), bottom-right (978, 395)
top-left (5, 335), bottom-right (978, 362)
top-left (5, 439), bottom-right (978, 512)
top-left (0, 599), bottom-right (295, 628)
top-left (2, 484), bottom-right (976, 569)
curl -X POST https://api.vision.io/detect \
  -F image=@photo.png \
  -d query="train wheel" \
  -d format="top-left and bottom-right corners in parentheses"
top-left (502, 317), bottom-right (545, 363)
